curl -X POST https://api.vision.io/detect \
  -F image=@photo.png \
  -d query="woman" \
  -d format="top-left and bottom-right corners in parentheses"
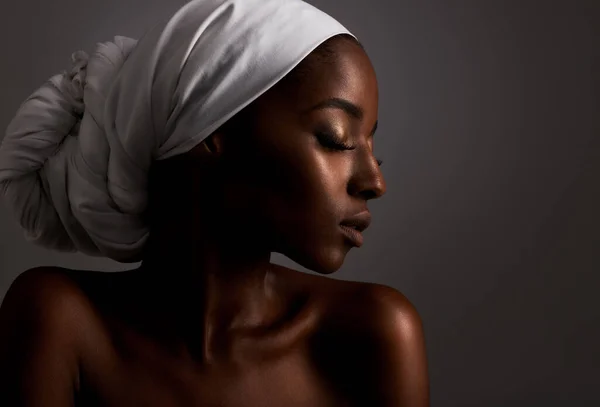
top-left (0, 0), bottom-right (429, 405)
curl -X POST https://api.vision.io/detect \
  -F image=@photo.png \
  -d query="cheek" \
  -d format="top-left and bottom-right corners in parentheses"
top-left (265, 155), bottom-right (352, 261)
top-left (225, 133), bottom-right (351, 239)
top-left (269, 146), bottom-right (347, 215)
top-left (265, 153), bottom-right (351, 273)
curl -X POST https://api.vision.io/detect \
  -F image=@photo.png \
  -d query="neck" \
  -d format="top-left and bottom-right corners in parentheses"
top-left (134, 213), bottom-right (285, 363)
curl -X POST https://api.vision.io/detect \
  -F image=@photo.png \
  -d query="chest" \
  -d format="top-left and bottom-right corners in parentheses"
top-left (78, 350), bottom-right (348, 407)
top-left (77, 326), bottom-right (351, 407)
top-left (72, 271), bottom-right (366, 406)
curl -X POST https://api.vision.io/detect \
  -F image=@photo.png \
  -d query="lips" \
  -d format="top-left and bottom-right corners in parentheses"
top-left (339, 211), bottom-right (371, 247)
top-left (339, 211), bottom-right (372, 233)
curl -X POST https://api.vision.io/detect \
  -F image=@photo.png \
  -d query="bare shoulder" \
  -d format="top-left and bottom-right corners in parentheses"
top-left (1, 266), bottom-right (95, 328)
top-left (0, 266), bottom-right (99, 404)
top-left (0, 265), bottom-right (110, 349)
top-left (356, 282), bottom-right (425, 335)
top-left (315, 278), bottom-right (424, 335)
top-left (0, 266), bottom-right (102, 353)
top-left (311, 280), bottom-right (430, 406)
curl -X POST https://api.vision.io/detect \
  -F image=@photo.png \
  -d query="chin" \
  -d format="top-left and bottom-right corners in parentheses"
top-left (283, 244), bottom-right (349, 275)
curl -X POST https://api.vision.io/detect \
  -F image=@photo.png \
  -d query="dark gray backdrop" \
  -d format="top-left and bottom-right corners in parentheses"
top-left (1, 0), bottom-right (598, 406)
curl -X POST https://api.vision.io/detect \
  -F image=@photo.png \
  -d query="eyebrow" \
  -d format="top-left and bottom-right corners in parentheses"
top-left (307, 97), bottom-right (378, 136)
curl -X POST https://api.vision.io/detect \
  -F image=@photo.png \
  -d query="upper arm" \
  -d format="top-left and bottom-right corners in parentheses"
top-left (0, 268), bottom-right (82, 406)
top-left (365, 284), bottom-right (430, 407)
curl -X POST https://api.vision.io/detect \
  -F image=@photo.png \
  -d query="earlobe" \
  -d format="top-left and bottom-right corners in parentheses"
top-left (205, 132), bottom-right (226, 154)
top-left (190, 132), bottom-right (226, 159)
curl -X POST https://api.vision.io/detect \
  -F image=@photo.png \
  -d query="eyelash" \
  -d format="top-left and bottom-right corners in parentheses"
top-left (316, 132), bottom-right (384, 167)
top-left (316, 131), bottom-right (356, 151)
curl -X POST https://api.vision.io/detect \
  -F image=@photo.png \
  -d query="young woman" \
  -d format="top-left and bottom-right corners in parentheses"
top-left (0, 0), bottom-right (429, 405)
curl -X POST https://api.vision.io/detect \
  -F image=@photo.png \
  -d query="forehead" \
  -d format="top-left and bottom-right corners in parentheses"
top-left (259, 40), bottom-right (379, 119)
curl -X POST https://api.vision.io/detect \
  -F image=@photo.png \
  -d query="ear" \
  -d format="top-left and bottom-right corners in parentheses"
top-left (204, 131), bottom-right (226, 154)
top-left (190, 131), bottom-right (226, 158)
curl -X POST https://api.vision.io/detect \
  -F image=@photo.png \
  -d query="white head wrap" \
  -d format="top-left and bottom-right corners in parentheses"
top-left (0, 0), bottom-right (354, 262)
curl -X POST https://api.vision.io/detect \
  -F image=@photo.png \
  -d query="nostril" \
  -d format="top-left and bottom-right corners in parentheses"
top-left (361, 190), bottom-right (378, 200)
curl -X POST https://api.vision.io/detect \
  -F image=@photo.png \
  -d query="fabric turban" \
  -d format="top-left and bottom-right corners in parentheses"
top-left (0, 0), bottom-right (354, 263)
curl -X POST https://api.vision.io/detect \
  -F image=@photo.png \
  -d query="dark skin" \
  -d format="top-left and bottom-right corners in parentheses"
top-left (0, 37), bottom-right (429, 406)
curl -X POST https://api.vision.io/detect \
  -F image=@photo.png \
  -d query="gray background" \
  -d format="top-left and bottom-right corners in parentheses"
top-left (1, 0), bottom-right (598, 406)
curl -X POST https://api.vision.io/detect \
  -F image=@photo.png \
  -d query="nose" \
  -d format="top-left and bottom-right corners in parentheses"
top-left (348, 148), bottom-right (386, 200)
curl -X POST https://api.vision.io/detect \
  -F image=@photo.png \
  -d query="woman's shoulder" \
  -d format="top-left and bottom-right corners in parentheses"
top-left (3, 265), bottom-right (116, 306)
top-left (274, 265), bottom-right (424, 352)
top-left (274, 265), bottom-right (420, 326)
top-left (2, 266), bottom-right (92, 312)
top-left (0, 266), bottom-right (123, 349)
top-left (0, 265), bottom-right (126, 364)
top-left (283, 269), bottom-right (428, 404)
top-left (0, 266), bottom-right (103, 403)
top-left (308, 275), bottom-right (422, 344)
top-left (0, 266), bottom-right (105, 336)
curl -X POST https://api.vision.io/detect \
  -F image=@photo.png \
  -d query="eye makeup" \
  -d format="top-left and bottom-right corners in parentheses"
top-left (315, 130), bottom-right (356, 151)
top-left (314, 127), bottom-right (383, 167)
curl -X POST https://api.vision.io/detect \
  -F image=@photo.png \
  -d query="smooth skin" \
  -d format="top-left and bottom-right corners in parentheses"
top-left (0, 36), bottom-right (429, 406)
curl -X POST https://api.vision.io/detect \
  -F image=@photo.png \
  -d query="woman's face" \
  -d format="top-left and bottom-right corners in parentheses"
top-left (219, 38), bottom-right (385, 274)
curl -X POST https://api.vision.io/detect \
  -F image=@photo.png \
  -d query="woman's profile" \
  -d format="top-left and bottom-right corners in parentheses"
top-left (0, 0), bottom-right (429, 405)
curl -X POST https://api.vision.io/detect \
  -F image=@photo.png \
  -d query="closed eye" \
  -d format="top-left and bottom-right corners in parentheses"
top-left (316, 131), bottom-right (383, 167)
top-left (315, 131), bottom-right (356, 151)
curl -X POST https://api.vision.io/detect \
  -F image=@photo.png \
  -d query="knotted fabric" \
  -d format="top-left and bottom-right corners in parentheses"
top-left (0, 0), bottom-right (354, 262)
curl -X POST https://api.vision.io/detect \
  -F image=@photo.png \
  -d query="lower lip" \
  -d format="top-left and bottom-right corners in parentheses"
top-left (339, 225), bottom-right (364, 247)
